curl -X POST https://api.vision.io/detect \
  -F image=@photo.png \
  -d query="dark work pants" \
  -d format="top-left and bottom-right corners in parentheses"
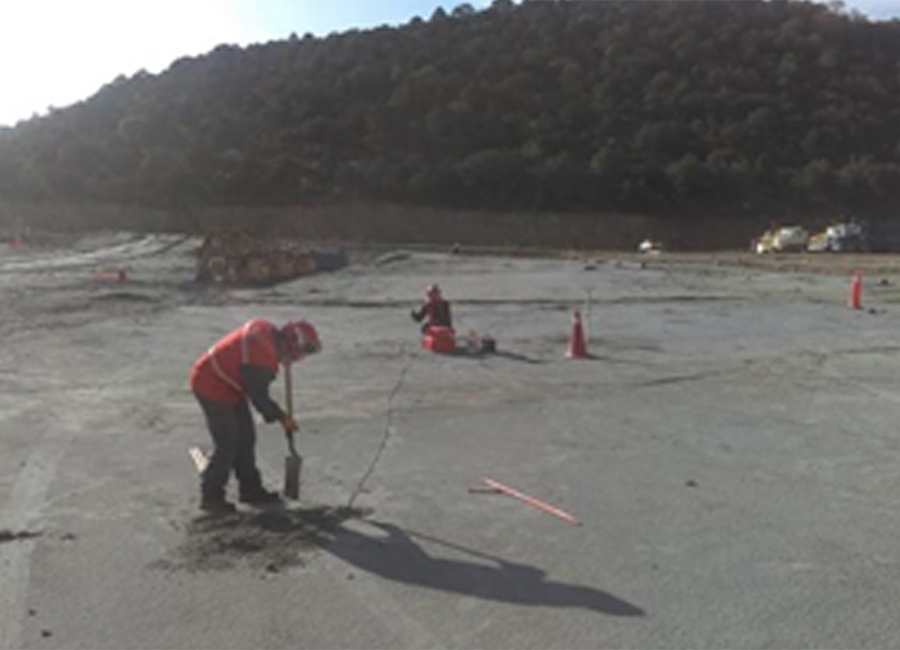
top-left (195, 395), bottom-right (263, 499)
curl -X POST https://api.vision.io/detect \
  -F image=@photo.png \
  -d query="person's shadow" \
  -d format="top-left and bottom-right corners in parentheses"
top-left (325, 520), bottom-right (644, 617)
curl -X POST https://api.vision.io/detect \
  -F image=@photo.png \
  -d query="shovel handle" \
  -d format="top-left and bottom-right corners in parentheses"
top-left (282, 361), bottom-right (302, 499)
top-left (286, 430), bottom-right (299, 457)
top-left (284, 362), bottom-right (294, 417)
top-left (283, 363), bottom-right (300, 457)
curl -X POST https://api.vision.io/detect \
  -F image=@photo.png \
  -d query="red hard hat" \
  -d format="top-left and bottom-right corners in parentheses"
top-left (426, 284), bottom-right (442, 300)
top-left (281, 320), bottom-right (321, 361)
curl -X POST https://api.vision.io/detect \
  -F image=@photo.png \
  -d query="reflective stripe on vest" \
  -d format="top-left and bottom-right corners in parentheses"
top-left (205, 321), bottom-right (258, 396)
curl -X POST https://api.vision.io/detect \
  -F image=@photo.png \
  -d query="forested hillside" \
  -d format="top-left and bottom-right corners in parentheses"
top-left (1, 0), bottom-right (899, 218)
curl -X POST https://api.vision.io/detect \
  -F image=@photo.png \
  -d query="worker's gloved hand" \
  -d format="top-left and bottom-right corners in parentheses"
top-left (281, 416), bottom-right (299, 434)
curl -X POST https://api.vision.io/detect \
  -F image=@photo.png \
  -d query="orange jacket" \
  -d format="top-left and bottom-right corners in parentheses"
top-left (190, 319), bottom-right (280, 403)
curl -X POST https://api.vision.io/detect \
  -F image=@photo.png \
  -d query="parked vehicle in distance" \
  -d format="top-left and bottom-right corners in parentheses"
top-left (638, 239), bottom-right (664, 254)
top-left (753, 226), bottom-right (809, 254)
top-left (807, 221), bottom-right (867, 253)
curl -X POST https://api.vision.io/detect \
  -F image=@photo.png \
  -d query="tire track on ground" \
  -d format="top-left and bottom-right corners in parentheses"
top-left (0, 362), bottom-right (148, 650)
top-left (0, 433), bottom-right (66, 650)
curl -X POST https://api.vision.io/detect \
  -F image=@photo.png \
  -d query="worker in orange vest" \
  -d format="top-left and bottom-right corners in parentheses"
top-left (189, 319), bottom-right (321, 514)
top-left (411, 284), bottom-right (453, 333)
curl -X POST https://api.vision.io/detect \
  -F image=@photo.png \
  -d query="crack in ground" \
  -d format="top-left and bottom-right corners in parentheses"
top-left (633, 367), bottom-right (736, 388)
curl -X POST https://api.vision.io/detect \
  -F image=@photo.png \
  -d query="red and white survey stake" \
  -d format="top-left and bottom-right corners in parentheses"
top-left (470, 477), bottom-right (581, 526)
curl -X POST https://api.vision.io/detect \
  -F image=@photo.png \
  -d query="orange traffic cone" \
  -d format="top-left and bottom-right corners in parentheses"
top-left (566, 308), bottom-right (589, 358)
top-left (848, 270), bottom-right (862, 310)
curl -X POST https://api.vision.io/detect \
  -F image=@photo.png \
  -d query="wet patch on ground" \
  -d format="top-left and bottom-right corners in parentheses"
top-left (91, 291), bottom-right (160, 303)
top-left (151, 506), bottom-right (369, 573)
top-left (0, 529), bottom-right (42, 543)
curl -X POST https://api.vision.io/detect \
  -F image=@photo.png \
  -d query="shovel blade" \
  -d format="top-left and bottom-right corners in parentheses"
top-left (284, 454), bottom-right (302, 499)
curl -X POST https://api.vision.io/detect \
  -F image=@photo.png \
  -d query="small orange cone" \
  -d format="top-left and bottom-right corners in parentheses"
top-left (566, 308), bottom-right (589, 358)
top-left (848, 270), bottom-right (862, 310)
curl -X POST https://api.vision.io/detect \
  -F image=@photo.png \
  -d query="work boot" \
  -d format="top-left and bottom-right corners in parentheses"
top-left (200, 494), bottom-right (237, 515)
top-left (239, 486), bottom-right (282, 505)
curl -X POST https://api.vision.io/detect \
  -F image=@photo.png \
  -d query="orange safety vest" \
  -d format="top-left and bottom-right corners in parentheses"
top-left (190, 319), bottom-right (280, 403)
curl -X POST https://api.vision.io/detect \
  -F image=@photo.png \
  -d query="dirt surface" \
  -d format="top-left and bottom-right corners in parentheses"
top-left (629, 250), bottom-right (900, 278)
top-left (153, 506), bottom-right (370, 573)
top-left (4, 233), bottom-right (900, 648)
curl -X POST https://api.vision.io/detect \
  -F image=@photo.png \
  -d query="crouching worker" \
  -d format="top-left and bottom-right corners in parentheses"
top-left (411, 284), bottom-right (453, 333)
top-left (189, 319), bottom-right (321, 514)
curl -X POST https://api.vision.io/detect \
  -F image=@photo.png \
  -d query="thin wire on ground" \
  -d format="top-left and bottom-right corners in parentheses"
top-left (346, 346), bottom-right (414, 509)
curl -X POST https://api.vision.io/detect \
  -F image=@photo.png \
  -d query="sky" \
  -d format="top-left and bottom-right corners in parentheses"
top-left (0, 0), bottom-right (897, 127)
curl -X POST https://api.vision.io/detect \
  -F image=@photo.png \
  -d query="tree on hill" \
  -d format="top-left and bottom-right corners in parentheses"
top-left (0, 0), bottom-right (898, 217)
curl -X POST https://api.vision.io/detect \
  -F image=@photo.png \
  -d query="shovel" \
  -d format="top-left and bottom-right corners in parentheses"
top-left (283, 362), bottom-right (302, 499)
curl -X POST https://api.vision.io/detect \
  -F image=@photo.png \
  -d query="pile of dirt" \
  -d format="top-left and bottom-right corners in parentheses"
top-left (153, 506), bottom-right (368, 573)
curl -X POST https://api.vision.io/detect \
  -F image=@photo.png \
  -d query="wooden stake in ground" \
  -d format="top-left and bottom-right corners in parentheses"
top-left (188, 446), bottom-right (208, 473)
top-left (283, 362), bottom-right (302, 499)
